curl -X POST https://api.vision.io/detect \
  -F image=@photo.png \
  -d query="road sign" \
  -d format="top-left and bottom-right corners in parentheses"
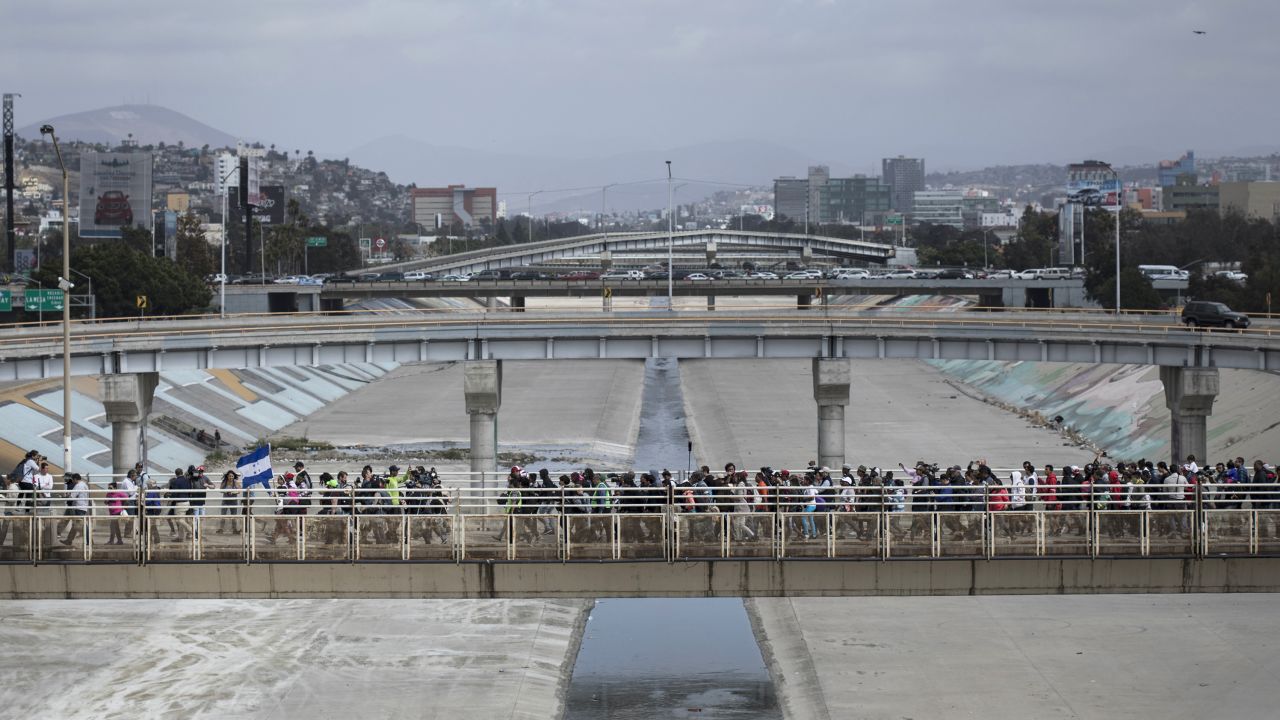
top-left (24, 289), bottom-right (64, 312)
top-left (306, 236), bottom-right (327, 248)
top-left (358, 237), bottom-right (371, 248)
top-left (603, 287), bottom-right (613, 299)
top-left (374, 237), bottom-right (387, 250)
top-left (136, 295), bottom-right (148, 310)
top-left (0, 290), bottom-right (10, 312)
top-left (886, 215), bottom-right (904, 226)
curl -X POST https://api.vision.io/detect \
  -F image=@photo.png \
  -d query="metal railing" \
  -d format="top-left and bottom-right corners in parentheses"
top-left (1, 483), bottom-right (1275, 564)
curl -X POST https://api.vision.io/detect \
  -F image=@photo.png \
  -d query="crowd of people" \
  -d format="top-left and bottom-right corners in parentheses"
top-left (2, 448), bottom-right (1277, 549)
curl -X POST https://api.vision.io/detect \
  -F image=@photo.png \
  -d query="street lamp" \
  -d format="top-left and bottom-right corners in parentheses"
top-left (1112, 167), bottom-right (1122, 314)
top-left (527, 190), bottom-right (543, 245)
top-left (600, 183), bottom-right (616, 241)
top-left (666, 161), bottom-right (673, 307)
top-left (40, 124), bottom-right (72, 475)
top-left (217, 166), bottom-right (239, 318)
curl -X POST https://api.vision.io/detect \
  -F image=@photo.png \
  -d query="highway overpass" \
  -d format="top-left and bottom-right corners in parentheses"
top-left (371, 229), bottom-right (896, 276)
top-left (0, 308), bottom-right (1273, 471)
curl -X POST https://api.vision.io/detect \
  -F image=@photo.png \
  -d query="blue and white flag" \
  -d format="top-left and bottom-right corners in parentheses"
top-left (236, 444), bottom-right (273, 490)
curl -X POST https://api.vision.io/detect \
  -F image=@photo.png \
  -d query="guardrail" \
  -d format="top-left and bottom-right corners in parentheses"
top-left (1, 483), bottom-right (1273, 564)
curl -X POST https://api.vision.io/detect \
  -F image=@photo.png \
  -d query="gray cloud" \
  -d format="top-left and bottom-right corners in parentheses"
top-left (3, 0), bottom-right (1276, 172)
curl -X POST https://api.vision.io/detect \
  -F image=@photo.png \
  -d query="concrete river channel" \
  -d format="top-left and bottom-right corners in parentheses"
top-left (563, 358), bottom-right (782, 718)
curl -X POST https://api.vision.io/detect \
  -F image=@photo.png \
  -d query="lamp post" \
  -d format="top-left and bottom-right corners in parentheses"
top-left (600, 183), bottom-right (616, 240)
top-left (1112, 168), bottom-right (1122, 314)
top-left (665, 161), bottom-right (673, 306)
top-left (40, 124), bottom-right (71, 475)
top-left (217, 166), bottom-right (239, 318)
top-left (527, 190), bottom-right (543, 245)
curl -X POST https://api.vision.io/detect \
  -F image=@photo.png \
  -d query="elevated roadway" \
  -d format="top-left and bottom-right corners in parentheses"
top-left (373, 229), bottom-right (896, 276)
top-left (2, 308), bottom-right (1272, 475)
top-left (0, 308), bottom-right (1274, 379)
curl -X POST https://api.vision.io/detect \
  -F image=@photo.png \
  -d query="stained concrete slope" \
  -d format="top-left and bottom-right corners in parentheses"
top-left (0, 598), bottom-right (588, 720)
top-left (280, 360), bottom-right (644, 453)
top-left (681, 358), bottom-right (1097, 471)
top-left (931, 360), bottom-right (1280, 463)
top-left (749, 594), bottom-right (1280, 720)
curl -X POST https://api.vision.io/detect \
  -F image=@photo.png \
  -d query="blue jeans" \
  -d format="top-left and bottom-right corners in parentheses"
top-left (802, 504), bottom-right (818, 538)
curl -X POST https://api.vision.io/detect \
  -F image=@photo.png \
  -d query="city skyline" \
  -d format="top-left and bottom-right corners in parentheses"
top-left (2, 0), bottom-right (1277, 180)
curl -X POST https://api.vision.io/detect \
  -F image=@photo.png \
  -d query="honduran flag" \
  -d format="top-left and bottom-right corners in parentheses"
top-left (236, 444), bottom-right (273, 490)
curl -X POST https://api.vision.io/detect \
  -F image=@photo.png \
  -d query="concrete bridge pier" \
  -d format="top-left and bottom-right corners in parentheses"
top-left (706, 241), bottom-right (716, 265)
top-left (707, 295), bottom-right (715, 311)
top-left (100, 372), bottom-right (159, 476)
top-left (1160, 366), bottom-right (1218, 465)
top-left (797, 294), bottom-right (812, 310)
top-left (813, 358), bottom-right (850, 469)
top-left (510, 296), bottom-right (526, 312)
top-left (464, 360), bottom-right (503, 476)
top-left (485, 296), bottom-right (499, 310)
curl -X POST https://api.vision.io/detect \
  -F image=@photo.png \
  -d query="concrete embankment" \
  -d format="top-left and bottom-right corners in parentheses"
top-left (748, 593), bottom-right (1280, 719)
top-left (0, 598), bottom-right (589, 720)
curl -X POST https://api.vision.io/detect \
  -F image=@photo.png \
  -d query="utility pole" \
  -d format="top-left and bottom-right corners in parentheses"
top-left (666, 161), bottom-right (673, 306)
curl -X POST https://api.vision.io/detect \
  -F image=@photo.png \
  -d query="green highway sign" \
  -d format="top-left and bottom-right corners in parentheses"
top-left (24, 288), bottom-right (64, 312)
top-left (306, 236), bottom-right (327, 248)
top-left (0, 290), bottom-right (10, 312)
top-left (885, 215), bottom-right (904, 226)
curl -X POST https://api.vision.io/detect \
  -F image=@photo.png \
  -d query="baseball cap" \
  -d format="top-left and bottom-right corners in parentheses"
top-left (510, 466), bottom-right (522, 474)
top-left (389, 465), bottom-right (400, 474)
top-left (294, 461), bottom-right (305, 469)
top-left (284, 472), bottom-right (295, 480)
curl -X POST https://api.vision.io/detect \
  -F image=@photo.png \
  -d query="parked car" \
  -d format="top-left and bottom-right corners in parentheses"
top-left (204, 273), bottom-right (228, 284)
top-left (469, 269), bottom-right (508, 281)
top-left (403, 270), bottom-right (434, 281)
top-left (783, 269), bottom-right (823, 281)
top-left (832, 269), bottom-right (870, 280)
top-left (93, 190), bottom-right (133, 225)
top-left (1182, 301), bottom-right (1250, 329)
top-left (685, 272), bottom-right (712, 281)
top-left (984, 269), bottom-right (1014, 280)
top-left (356, 272), bottom-right (381, 282)
top-left (1213, 270), bottom-right (1248, 283)
top-left (509, 270), bottom-right (551, 280)
top-left (558, 270), bottom-right (601, 280)
top-left (376, 272), bottom-right (404, 282)
top-left (439, 273), bottom-right (470, 282)
top-left (883, 269), bottom-right (917, 279)
top-left (747, 271), bottom-right (779, 280)
top-left (601, 270), bottom-right (645, 280)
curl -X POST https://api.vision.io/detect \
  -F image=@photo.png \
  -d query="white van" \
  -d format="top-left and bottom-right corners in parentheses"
top-left (1138, 265), bottom-right (1188, 280)
top-left (1017, 268), bottom-right (1068, 280)
top-left (601, 269), bottom-right (645, 280)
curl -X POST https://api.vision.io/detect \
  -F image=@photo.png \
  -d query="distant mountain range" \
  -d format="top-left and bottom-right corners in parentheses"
top-left (18, 104), bottom-right (238, 149)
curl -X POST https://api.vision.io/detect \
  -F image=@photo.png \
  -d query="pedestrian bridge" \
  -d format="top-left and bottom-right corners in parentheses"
top-left (2, 486), bottom-right (1278, 598)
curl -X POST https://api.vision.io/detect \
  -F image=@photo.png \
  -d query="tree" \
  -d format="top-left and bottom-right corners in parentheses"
top-left (32, 243), bottom-right (211, 318)
top-left (119, 224), bottom-right (152, 254)
top-left (175, 212), bottom-right (216, 279)
top-left (1082, 208), bottom-right (1163, 310)
top-left (1001, 206), bottom-right (1056, 271)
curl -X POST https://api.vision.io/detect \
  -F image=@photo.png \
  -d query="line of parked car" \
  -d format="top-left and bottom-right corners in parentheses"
top-left (203, 265), bottom-right (1101, 286)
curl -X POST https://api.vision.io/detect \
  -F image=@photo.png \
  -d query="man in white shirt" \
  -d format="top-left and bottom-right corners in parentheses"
top-left (62, 473), bottom-right (90, 546)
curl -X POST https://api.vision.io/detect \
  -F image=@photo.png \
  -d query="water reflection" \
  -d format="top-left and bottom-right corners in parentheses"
top-left (564, 598), bottom-right (781, 719)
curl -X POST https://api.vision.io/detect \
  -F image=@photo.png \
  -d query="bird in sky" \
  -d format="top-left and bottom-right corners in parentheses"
top-left (1193, 30), bottom-right (1207, 34)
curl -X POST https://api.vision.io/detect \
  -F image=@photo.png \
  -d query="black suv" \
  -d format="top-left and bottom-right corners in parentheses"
top-left (1182, 301), bottom-right (1250, 329)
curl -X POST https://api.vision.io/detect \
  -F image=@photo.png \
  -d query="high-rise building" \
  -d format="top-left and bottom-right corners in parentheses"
top-left (806, 165), bottom-right (829, 225)
top-left (818, 176), bottom-right (891, 224)
top-left (882, 156), bottom-right (925, 213)
top-left (773, 177), bottom-right (808, 224)
top-left (1158, 150), bottom-right (1195, 187)
top-left (410, 185), bottom-right (497, 229)
top-left (912, 190), bottom-right (964, 229)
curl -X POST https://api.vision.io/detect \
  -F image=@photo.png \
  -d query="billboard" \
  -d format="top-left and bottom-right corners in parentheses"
top-left (1066, 161), bottom-right (1120, 207)
top-left (229, 185), bottom-right (286, 225)
top-left (78, 151), bottom-right (153, 238)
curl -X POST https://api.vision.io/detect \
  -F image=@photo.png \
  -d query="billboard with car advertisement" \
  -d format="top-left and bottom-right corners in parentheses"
top-left (1066, 161), bottom-right (1121, 207)
top-left (229, 184), bottom-right (286, 225)
top-left (78, 151), bottom-right (154, 238)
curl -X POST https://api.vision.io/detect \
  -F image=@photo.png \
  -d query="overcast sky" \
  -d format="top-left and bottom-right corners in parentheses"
top-left (3, 0), bottom-right (1276, 170)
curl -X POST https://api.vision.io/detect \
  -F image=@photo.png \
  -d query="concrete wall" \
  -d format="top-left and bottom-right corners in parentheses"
top-left (4, 558), bottom-right (1278, 599)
